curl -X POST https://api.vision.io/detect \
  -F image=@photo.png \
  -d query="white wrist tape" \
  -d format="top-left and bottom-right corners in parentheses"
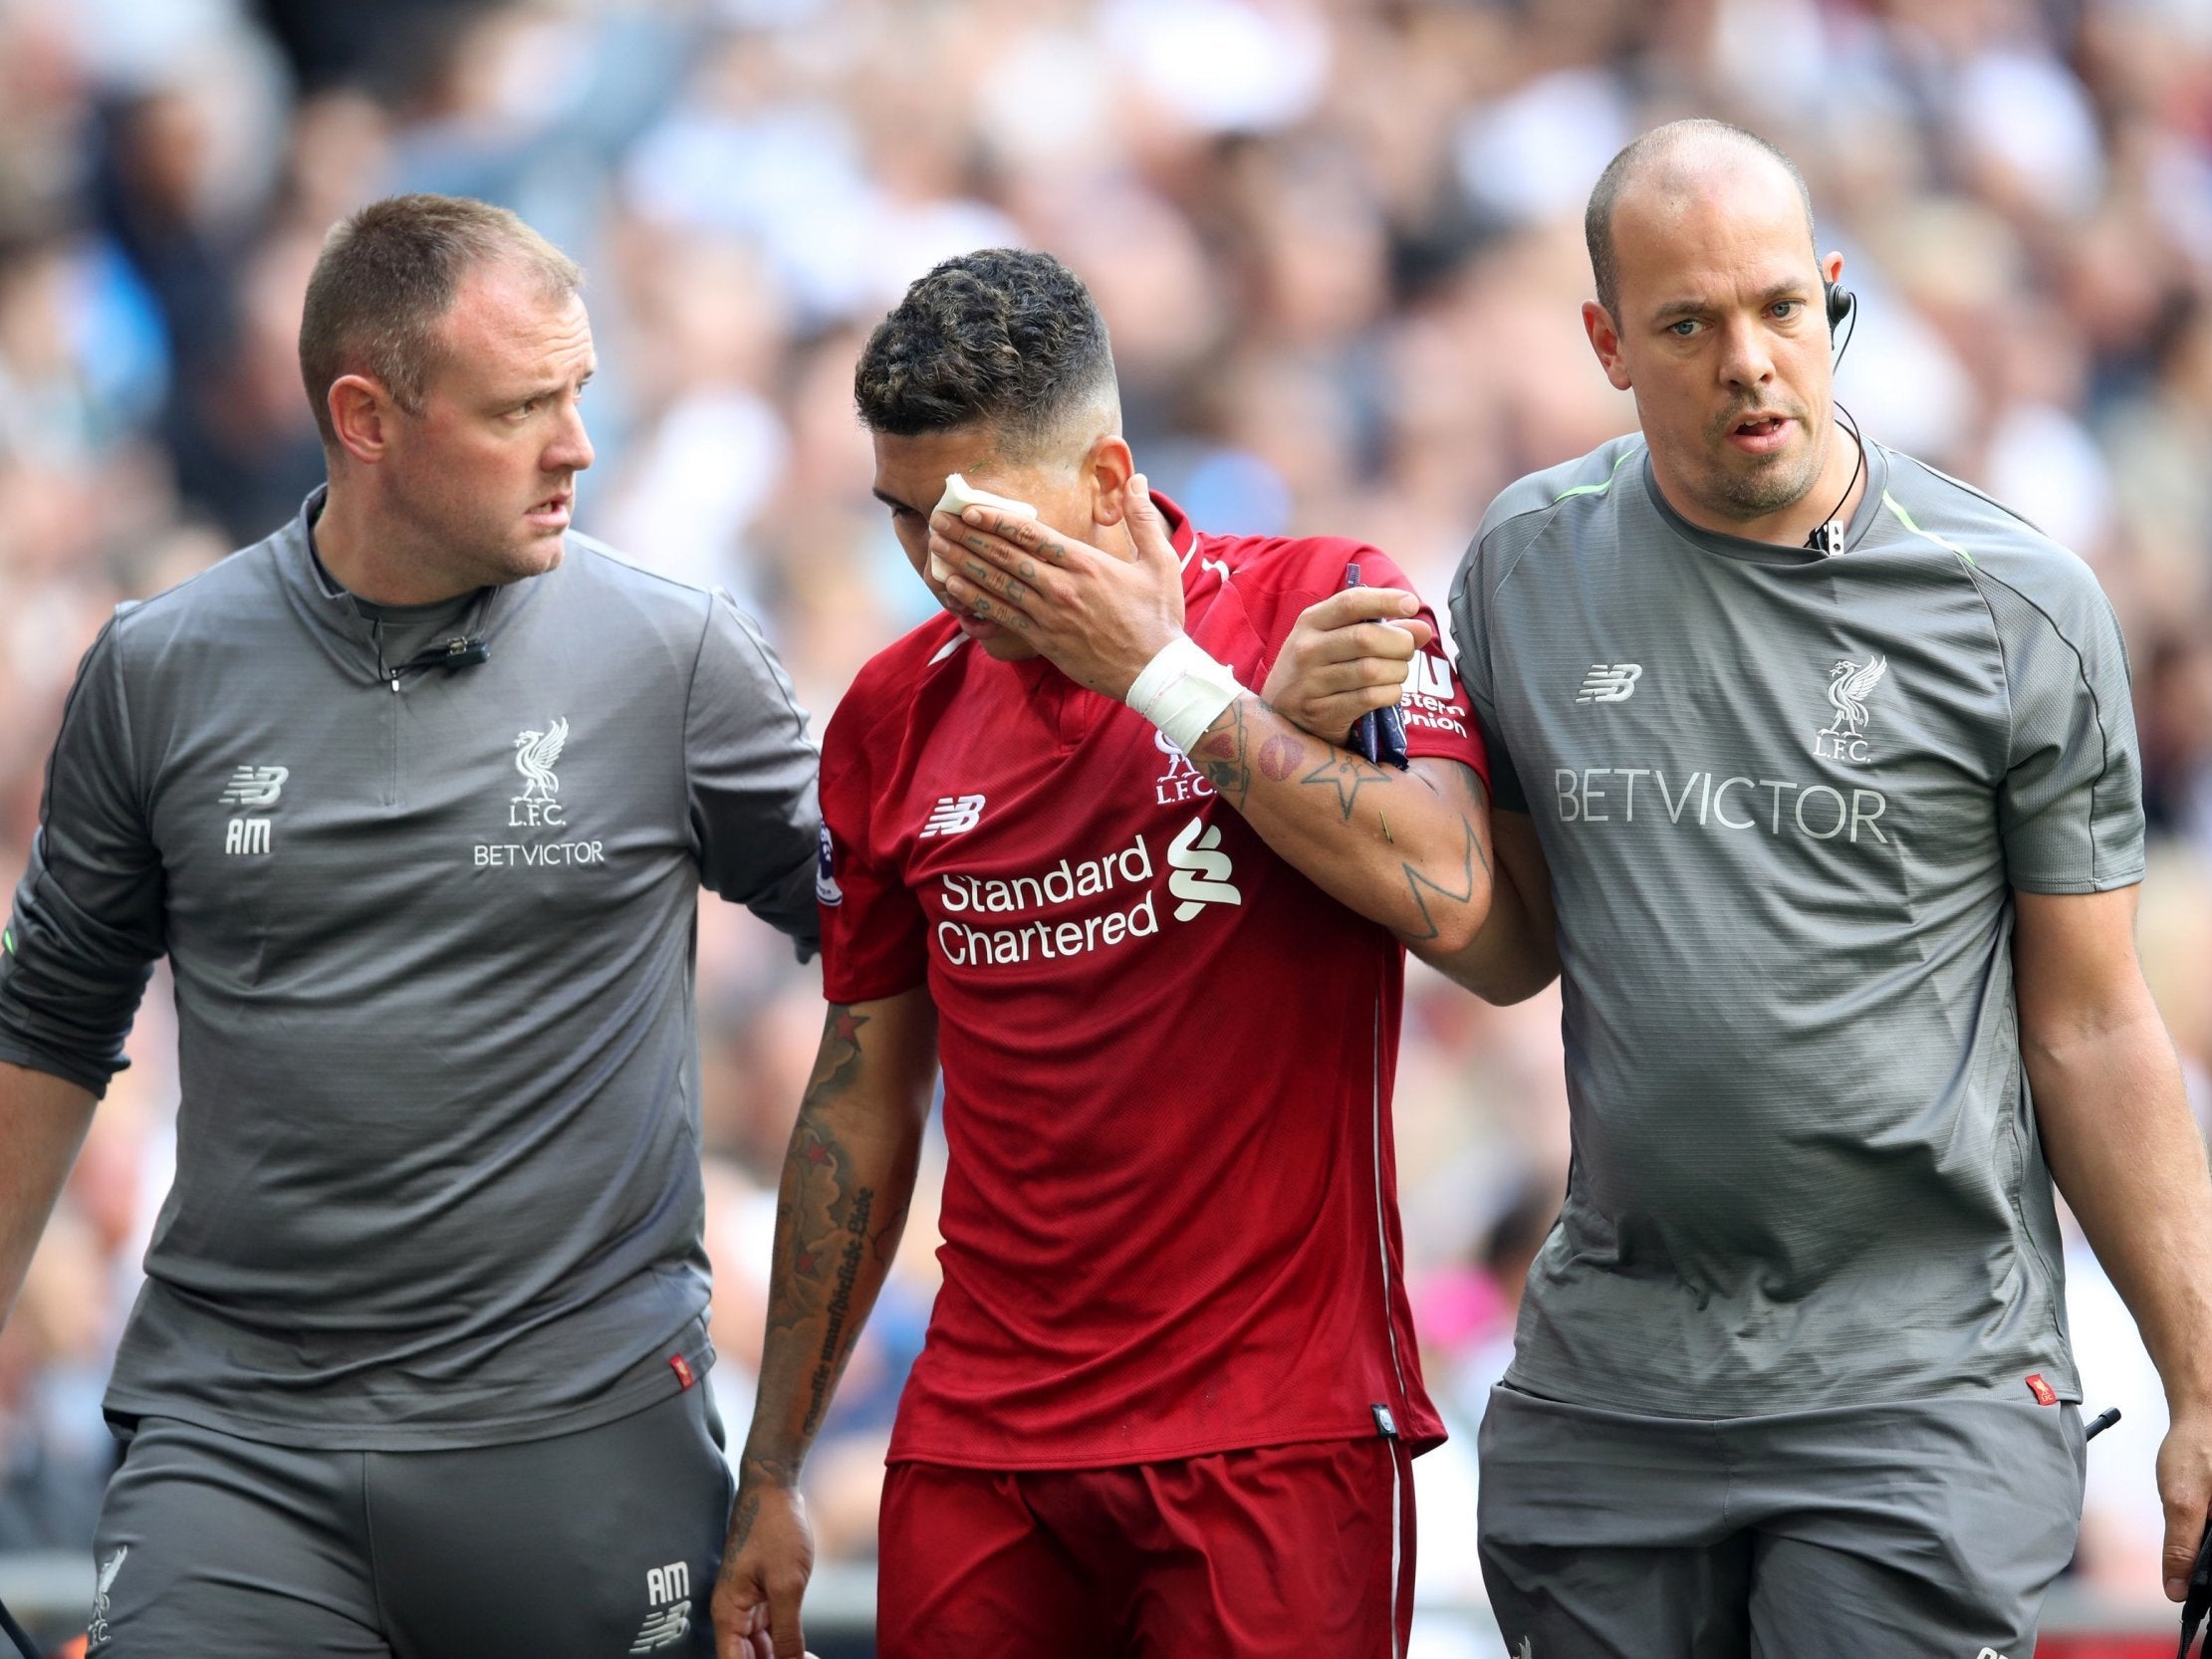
top-left (929, 473), bottom-right (1038, 584)
top-left (1125, 634), bottom-right (1245, 756)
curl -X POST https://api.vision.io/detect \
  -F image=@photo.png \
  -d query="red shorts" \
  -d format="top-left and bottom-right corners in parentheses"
top-left (876, 1436), bottom-right (1415, 1658)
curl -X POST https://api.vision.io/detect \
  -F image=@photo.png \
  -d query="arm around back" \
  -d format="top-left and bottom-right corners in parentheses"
top-left (687, 590), bottom-right (826, 960)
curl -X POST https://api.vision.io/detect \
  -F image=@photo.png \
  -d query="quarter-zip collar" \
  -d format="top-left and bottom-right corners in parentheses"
top-left (271, 487), bottom-right (528, 689)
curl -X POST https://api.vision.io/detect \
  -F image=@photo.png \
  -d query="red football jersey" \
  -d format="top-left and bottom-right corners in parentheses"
top-left (819, 496), bottom-right (1486, 1470)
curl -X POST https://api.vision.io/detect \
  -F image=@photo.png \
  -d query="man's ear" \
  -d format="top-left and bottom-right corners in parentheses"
top-left (1583, 300), bottom-right (1633, 392)
top-left (1086, 434), bottom-right (1136, 526)
top-left (329, 373), bottom-right (396, 465)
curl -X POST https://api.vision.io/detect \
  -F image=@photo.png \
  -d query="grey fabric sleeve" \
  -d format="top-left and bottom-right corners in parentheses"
top-left (0, 618), bottom-right (163, 1094)
top-left (1980, 567), bottom-right (2146, 893)
top-left (1449, 525), bottom-right (1530, 814)
top-left (684, 591), bottom-right (823, 957)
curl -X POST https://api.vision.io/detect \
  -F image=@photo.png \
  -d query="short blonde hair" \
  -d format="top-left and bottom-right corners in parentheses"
top-left (299, 193), bottom-right (582, 445)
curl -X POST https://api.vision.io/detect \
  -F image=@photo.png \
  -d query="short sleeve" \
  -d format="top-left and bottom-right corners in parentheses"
top-left (685, 592), bottom-right (824, 957)
top-left (1447, 530), bottom-right (1527, 812)
top-left (818, 698), bottom-right (927, 1004)
top-left (0, 618), bottom-right (165, 1094)
top-left (1339, 549), bottom-right (1491, 783)
top-left (1983, 567), bottom-right (2145, 893)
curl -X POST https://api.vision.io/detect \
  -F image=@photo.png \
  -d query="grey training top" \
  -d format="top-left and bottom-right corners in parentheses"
top-left (1451, 435), bottom-right (2143, 1418)
top-left (0, 494), bottom-right (822, 1449)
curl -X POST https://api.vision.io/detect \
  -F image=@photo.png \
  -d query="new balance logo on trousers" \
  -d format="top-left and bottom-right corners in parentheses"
top-left (628, 1559), bottom-right (691, 1653)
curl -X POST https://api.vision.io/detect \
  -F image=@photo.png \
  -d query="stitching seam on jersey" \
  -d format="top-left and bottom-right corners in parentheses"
top-left (678, 599), bottom-right (717, 850)
top-left (1944, 543), bottom-right (2016, 782)
top-left (1468, 497), bottom-right (1580, 661)
top-left (1549, 448), bottom-right (1636, 501)
top-left (110, 616), bottom-right (144, 817)
top-left (1969, 566), bottom-right (2119, 888)
top-left (1902, 454), bottom-right (2053, 541)
top-left (714, 592), bottom-right (816, 747)
top-left (1453, 501), bottom-right (1577, 813)
top-left (1485, 498), bottom-right (1579, 675)
top-left (1880, 490), bottom-right (1975, 567)
top-left (1488, 497), bottom-right (1580, 598)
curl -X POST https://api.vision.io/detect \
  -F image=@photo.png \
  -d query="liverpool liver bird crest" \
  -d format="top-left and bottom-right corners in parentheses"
top-left (1820, 656), bottom-right (1886, 740)
top-left (513, 718), bottom-right (569, 801)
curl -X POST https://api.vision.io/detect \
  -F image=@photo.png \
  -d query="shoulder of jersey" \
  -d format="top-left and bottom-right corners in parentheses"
top-left (828, 612), bottom-right (968, 738)
top-left (1475, 432), bottom-right (1647, 548)
top-left (561, 531), bottom-right (731, 615)
top-left (1456, 434), bottom-right (1646, 609)
top-left (1189, 528), bottom-right (1389, 596)
top-left (108, 519), bottom-right (296, 648)
top-left (1875, 448), bottom-right (2108, 606)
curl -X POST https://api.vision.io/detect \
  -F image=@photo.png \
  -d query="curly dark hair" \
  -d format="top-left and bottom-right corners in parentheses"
top-left (855, 248), bottom-right (1115, 452)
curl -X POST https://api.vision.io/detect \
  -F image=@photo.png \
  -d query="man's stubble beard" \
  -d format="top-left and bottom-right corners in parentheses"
top-left (391, 471), bottom-right (560, 591)
top-left (1700, 426), bottom-right (1827, 524)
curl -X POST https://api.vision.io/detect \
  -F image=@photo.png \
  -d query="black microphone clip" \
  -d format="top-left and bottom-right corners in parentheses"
top-left (438, 635), bottom-right (491, 671)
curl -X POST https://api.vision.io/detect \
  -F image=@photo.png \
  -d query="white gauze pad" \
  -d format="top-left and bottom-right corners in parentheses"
top-left (930, 473), bottom-right (1038, 583)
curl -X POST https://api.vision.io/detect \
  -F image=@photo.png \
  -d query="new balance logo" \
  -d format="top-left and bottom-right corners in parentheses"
top-left (1165, 817), bottom-right (1240, 921)
top-left (628, 1603), bottom-right (689, 1652)
top-left (1575, 664), bottom-right (1642, 704)
top-left (218, 765), bottom-right (288, 808)
top-left (920, 795), bottom-right (985, 837)
top-left (629, 1559), bottom-right (692, 1653)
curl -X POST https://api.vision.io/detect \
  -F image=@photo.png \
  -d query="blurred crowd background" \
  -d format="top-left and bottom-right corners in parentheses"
top-left (3, 0), bottom-right (2211, 1648)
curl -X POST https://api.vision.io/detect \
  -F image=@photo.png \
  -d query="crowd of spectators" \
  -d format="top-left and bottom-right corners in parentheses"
top-left (3, 0), bottom-right (2210, 1643)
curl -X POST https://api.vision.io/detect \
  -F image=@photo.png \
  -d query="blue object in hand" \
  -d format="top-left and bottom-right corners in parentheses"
top-left (1343, 565), bottom-right (1409, 770)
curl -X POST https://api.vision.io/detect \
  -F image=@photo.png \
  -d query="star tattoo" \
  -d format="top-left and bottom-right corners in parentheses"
top-left (1302, 752), bottom-right (1391, 822)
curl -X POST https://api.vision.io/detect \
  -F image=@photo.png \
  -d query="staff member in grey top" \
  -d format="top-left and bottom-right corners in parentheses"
top-left (0, 195), bottom-right (821, 1658)
top-left (1273, 119), bottom-right (2212, 1656)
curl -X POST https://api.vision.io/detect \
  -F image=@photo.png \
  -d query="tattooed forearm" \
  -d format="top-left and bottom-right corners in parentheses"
top-left (1196, 698), bottom-right (1254, 806)
top-left (726, 1448), bottom-right (800, 1543)
top-left (1301, 749), bottom-right (1394, 822)
top-left (802, 1186), bottom-right (874, 1435)
top-left (871, 1193), bottom-right (911, 1265)
top-left (762, 1006), bottom-right (872, 1338)
top-left (1257, 732), bottom-right (1306, 781)
top-left (1396, 813), bottom-right (1491, 941)
top-left (746, 995), bottom-right (928, 1482)
top-left (810, 1006), bottom-right (870, 1103)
